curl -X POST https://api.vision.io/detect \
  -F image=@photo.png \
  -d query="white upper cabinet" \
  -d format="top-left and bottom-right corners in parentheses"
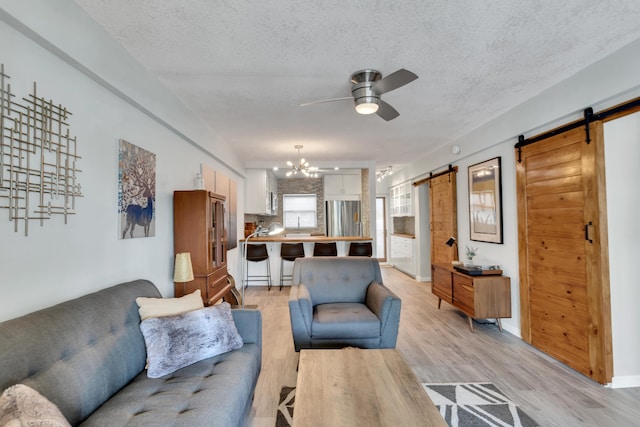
top-left (390, 181), bottom-right (413, 217)
top-left (324, 173), bottom-right (361, 200)
top-left (245, 169), bottom-right (277, 215)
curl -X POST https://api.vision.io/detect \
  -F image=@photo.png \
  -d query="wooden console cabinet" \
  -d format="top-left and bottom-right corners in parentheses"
top-left (174, 190), bottom-right (232, 306)
top-left (431, 263), bottom-right (511, 332)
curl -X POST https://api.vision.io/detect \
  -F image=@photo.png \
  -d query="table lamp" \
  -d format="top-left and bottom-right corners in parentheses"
top-left (445, 237), bottom-right (460, 263)
top-left (241, 222), bottom-right (284, 308)
top-left (173, 252), bottom-right (194, 293)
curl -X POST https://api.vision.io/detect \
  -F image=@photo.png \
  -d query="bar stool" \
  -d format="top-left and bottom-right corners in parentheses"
top-left (348, 241), bottom-right (373, 257)
top-left (280, 242), bottom-right (305, 290)
top-left (313, 242), bottom-right (337, 257)
top-left (245, 243), bottom-right (273, 290)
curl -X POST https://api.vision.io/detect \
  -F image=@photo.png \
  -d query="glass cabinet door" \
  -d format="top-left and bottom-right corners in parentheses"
top-left (209, 195), bottom-right (226, 268)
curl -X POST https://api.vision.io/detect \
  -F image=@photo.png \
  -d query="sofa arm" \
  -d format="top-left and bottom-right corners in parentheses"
top-left (232, 309), bottom-right (262, 348)
top-left (288, 284), bottom-right (313, 351)
top-left (366, 282), bottom-right (402, 348)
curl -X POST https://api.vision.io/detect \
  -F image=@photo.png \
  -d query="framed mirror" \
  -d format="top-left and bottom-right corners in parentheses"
top-left (468, 157), bottom-right (503, 243)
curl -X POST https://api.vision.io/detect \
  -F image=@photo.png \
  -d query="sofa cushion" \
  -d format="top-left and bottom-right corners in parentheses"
top-left (136, 289), bottom-right (203, 321)
top-left (0, 384), bottom-right (71, 427)
top-left (80, 343), bottom-right (261, 427)
top-left (140, 303), bottom-right (243, 378)
top-left (312, 303), bottom-right (380, 339)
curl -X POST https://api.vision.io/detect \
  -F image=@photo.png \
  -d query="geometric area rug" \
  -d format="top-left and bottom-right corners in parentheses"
top-left (422, 383), bottom-right (540, 427)
top-left (276, 382), bottom-right (539, 427)
top-left (276, 386), bottom-right (295, 427)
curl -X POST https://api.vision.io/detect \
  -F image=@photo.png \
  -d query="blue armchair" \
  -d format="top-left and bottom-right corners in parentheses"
top-left (288, 257), bottom-right (401, 351)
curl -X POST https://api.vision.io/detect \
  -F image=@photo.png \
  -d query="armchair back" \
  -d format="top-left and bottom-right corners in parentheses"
top-left (292, 257), bottom-right (383, 305)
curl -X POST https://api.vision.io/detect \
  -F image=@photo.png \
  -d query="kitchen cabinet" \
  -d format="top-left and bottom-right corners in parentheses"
top-left (173, 190), bottom-right (232, 306)
top-left (431, 263), bottom-right (511, 332)
top-left (245, 169), bottom-right (277, 215)
top-left (390, 181), bottom-right (413, 216)
top-left (390, 235), bottom-right (415, 276)
top-left (324, 174), bottom-right (361, 200)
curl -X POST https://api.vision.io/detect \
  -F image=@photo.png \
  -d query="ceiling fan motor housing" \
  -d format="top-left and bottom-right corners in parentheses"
top-left (351, 69), bottom-right (382, 111)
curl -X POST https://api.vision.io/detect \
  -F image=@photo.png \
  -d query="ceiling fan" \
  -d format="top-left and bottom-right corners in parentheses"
top-left (300, 69), bottom-right (418, 121)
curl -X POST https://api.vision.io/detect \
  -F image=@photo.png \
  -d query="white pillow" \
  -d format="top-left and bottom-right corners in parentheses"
top-left (136, 289), bottom-right (204, 320)
top-left (140, 303), bottom-right (243, 378)
top-left (0, 384), bottom-right (71, 427)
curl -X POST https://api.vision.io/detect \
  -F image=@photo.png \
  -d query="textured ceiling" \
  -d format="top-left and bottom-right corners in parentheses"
top-left (74, 0), bottom-right (640, 173)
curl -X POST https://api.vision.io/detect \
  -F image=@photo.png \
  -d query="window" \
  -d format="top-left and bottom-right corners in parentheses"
top-left (283, 194), bottom-right (317, 229)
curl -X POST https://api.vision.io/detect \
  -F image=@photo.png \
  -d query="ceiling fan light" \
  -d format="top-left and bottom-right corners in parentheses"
top-left (355, 102), bottom-right (379, 115)
top-left (355, 96), bottom-right (378, 114)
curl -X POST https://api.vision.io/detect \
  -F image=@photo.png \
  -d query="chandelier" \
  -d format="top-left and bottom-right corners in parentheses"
top-left (286, 145), bottom-right (318, 177)
top-left (376, 166), bottom-right (393, 182)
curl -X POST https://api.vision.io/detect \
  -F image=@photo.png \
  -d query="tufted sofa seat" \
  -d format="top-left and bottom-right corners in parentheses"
top-left (0, 280), bottom-right (261, 427)
top-left (288, 257), bottom-right (401, 351)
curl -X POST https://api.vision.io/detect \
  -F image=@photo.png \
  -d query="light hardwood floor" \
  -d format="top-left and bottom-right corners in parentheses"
top-left (243, 265), bottom-right (640, 427)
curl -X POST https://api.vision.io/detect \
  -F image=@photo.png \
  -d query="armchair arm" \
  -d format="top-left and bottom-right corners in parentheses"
top-left (288, 284), bottom-right (313, 351)
top-left (366, 281), bottom-right (402, 348)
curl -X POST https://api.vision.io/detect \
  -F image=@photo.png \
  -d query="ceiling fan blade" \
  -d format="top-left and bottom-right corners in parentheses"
top-left (376, 100), bottom-right (400, 121)
top-left (372, 68), bottom-right (418, 95)
top-left (299, 97), bottom-right (353, 107)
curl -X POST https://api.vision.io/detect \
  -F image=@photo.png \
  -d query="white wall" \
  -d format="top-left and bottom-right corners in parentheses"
top-left (385, 37), bottom-right (640, 382)
top-left (604, 113), bottom-right (640, 388)
top-left (0, 2), bottom-right (244, 321)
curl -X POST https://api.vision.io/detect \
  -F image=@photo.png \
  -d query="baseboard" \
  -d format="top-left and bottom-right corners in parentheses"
top-left (415, 275), bottom-right (430, 282)
top-left (501, 322), bottom-right (521, 339)
top-left (608, 375), bottom-right (640, 389)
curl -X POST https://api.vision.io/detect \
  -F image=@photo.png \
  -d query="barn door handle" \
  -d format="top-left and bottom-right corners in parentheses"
top-left (585, 221), bottom-right (593, 243)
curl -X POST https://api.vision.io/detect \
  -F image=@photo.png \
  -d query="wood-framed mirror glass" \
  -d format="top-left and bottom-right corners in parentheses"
top-left (468, 157), bottom-right (503, 243)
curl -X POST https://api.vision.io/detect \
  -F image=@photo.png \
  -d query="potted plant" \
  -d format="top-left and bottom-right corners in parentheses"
top-left (465, 245), bottom-right (478, 266)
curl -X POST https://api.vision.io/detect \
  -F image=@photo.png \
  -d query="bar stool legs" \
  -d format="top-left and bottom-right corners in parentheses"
top-left (280, 242), bottom-right (305, 290)
top-left (245, 243), bottom-right (273, 291)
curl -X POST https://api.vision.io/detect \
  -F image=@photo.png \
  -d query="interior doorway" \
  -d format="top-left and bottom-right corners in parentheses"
top-left (375, 197), bottom-right (387, 261)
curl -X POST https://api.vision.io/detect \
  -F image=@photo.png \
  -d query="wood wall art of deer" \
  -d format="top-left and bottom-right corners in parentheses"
top-left (122, 187), bottom-right (154, 238)
top-left (118, 139), bottom-right (156, 239)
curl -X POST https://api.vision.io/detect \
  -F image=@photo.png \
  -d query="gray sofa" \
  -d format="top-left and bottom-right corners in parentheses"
top-left (0, 279), bottom-right (262, 427)
top-left (288, 257), bottom-right (401, 351)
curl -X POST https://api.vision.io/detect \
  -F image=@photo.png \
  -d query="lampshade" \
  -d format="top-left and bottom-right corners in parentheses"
top-left (174, 252), bottom-right (194, 282)
top-left (265, 222), bottom-right (284, 236)
top-left (445, 237), bottom-right (456, 247)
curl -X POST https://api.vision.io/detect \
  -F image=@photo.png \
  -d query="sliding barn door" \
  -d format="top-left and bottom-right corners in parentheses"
top-left (516, 123), bottom-right (612, 383)
top-left (429, 171), bottom-right (458, 265)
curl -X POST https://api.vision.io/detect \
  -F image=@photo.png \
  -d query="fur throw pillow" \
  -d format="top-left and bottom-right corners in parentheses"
top-left (0, 384), bottom-right (70, 427)
top-left (140, 302), bottom-right (243, 378)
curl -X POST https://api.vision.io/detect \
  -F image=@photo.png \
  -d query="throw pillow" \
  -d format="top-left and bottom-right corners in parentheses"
top-left (0, 384), bottom-right (71, 427)
top-left (140, 302), bottom-right (244, 378)
top-left (136, 289), bottom-right (204, 320)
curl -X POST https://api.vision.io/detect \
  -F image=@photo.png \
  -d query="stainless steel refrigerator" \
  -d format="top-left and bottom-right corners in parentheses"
top-left (326, 200), bottom-right (362, 237)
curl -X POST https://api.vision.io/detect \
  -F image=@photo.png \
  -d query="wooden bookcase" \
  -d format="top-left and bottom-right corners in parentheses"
top-left (431, 263), bottom-right (511, 332)
top-left (173, 190), bottom-right (232, 306)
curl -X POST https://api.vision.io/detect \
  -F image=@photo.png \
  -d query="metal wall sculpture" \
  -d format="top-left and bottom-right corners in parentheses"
top-left (0, 64), bottom-right (82, 236)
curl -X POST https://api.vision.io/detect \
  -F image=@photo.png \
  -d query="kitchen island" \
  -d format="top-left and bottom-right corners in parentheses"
top-left (240, 235), bottom-right (373, 288)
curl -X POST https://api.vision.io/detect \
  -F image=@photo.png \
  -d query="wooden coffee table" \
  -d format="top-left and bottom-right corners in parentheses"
top-left (293, 348), bottom-right (447, 427)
